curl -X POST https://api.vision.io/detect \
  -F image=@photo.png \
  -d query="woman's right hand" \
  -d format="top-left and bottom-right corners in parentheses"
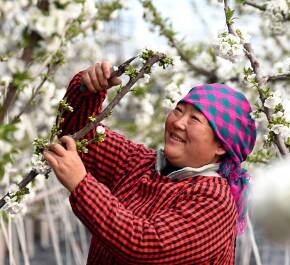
top-left (81, 61), bottom-right (122, 93)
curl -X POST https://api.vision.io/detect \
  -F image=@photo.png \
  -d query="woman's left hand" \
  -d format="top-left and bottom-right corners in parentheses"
top-left (43, 136), bottom-right (87, 192)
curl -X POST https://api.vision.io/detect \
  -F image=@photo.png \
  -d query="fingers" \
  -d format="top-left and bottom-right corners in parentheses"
top-left (108, 76), bottom-right (122, 87)
top-left (81, 61), bottom-right (122, 93)
top-left (95, 63), bottom-right (109, 88)
top-left (101, 61), bottom-right (111, 79)
top-left (43, 150), bottom-right (59, 168)
top-left (47, 143), bottom-right (67, 156)
top-left (59, 136), bottom-right (77, 152)
top-left (81, 71), bottom-right (95, 93)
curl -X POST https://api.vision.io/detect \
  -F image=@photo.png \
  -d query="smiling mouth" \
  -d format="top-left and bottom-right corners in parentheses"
top-left (169, 133), bottom-right (186, 143)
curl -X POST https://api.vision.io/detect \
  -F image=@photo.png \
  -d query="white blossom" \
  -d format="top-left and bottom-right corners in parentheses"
top-left (2, 196), bottom-right (23, 215)
top-left (274, 58), bottom-right (290, 73)
top-left (264, 91), bottom-right (282, 109)
top-left (31, 154), bottom-right (50, 175)
top-left (249, 111), bottom-right (256, 120)
top-left (266, 0), bottom-right (289, 18)
top-left (7, 58), bottom-right (25, 74)
top-left (110, 10), bottom-right (119, 20)
top-left (264, 0), bottom-right (289, 35)
top-left (214, 31), bottom-right (244, 63)
top-left (8, 184), bottom-right (19, 195)
top-left (0, 140), bottom-right (13, 155)
top-left (171, 55), bottom-right (182, 68)
top-left (83, 0), bottom-right (98, 18)
top-left (194, 51), bottom-right (216, 72)
top-left (271, 124), bottom-right (285, 134)
top-left (134, 94), bottom-right (155, 128)
top-left (143, 74), bottom-right (151, 84)
top-left (96, 126), bottom-right (106, 134)
top-left (272, 111), bottom-right (284, 119)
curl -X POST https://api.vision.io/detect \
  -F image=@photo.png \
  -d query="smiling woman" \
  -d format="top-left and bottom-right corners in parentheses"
top-left (44, 61), bottom-right (257, 265)
top-left (164, 103), bottom-right (226, 169)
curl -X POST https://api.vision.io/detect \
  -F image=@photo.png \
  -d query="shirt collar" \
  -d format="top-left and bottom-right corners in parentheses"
top-left (155, 149), bottom-right (220, 181)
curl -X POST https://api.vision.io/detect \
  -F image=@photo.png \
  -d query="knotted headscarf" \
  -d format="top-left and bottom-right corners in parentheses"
top-left (179, 83), bottom-right (256, 234)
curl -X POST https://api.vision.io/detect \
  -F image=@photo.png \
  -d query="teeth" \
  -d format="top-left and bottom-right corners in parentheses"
top-left (171, 134), bottom-right (184, 142)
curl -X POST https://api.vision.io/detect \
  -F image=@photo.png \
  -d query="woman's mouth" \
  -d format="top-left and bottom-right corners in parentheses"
top-left (169, 133), bottom-right (186, 143)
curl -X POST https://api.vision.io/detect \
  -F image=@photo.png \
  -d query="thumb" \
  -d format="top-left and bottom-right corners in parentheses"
top-left (59, 136), bottom-right (77, 152)
top-left (108, 76), bottom-right (122, 87)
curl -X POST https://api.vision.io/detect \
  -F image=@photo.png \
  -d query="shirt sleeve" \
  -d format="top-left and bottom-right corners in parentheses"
top-left (59, 72), bottom-right (152, 190)
top-left (69, 173), bottom-right (238, 264)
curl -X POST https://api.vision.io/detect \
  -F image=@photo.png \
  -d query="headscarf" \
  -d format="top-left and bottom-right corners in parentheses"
top-left (179, 83), bottom-right (256, 234)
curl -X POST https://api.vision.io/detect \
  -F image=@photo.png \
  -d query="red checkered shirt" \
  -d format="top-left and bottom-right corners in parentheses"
top-left (60, 72), bottom-right (238, 265)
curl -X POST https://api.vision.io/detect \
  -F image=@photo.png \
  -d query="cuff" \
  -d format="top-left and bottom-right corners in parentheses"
top-left (69, 172), bottom-right (96, 205)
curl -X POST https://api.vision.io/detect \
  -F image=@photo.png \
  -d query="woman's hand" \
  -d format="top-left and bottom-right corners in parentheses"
top-left (43, 136), bottom-right (87, 192)
top-left (81, 61), bottom-right (122, 93)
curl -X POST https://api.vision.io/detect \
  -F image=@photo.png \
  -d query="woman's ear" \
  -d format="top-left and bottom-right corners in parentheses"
top-left (216, 142), bottom-right (226, 156)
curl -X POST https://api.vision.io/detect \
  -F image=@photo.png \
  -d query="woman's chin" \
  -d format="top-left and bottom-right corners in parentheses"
top-left (164, 148), bottom-right (181, 166)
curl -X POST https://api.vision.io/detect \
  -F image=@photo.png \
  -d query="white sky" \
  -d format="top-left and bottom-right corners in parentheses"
top-left (122, 0), bottom-right (226, 52)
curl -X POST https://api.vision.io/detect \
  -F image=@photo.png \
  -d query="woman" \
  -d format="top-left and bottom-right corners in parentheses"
top-left (44, 61), bottom-right (256, 264)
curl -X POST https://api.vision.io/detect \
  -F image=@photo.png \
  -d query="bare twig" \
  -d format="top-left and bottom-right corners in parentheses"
top-left (11, 65), bottom-right (54, 124)
top-left (0, 1), bottom-right (49, 125)
top-left (266, 72), bottom-right (290, 82)
top-left (243, 1), bottom-right (266, 11)
top-left (223, 0), bottom-right (289, 156)
top-left (242, 1), bottom-right (290, 21)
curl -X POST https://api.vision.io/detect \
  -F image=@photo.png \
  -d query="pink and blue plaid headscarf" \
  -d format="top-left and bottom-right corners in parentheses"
top-left (179, 83), bottom-right (256, 234)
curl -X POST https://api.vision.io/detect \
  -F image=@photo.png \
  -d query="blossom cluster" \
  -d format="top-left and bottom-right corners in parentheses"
top-left (263, 90), bottom-right (290, 144)
top-left (31, 154), bottom-right (51, 175)
top-left (1, 184), bottom-right (27, 216)
top-left (213, 31), bottom-right (245, 63)
top-left (264, 0), bottom-right (290, 35)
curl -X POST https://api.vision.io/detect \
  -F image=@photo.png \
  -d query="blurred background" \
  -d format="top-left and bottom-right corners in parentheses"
top-left (0, 0), bottom-right (290, 264)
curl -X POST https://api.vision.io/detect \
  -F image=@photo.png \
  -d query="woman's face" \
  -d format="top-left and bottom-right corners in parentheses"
top-left (164, 103), bottom-right (226, 168)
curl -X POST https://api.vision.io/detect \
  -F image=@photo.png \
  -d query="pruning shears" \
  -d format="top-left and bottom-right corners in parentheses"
top-left (79, 56), bottom-right (137, 92)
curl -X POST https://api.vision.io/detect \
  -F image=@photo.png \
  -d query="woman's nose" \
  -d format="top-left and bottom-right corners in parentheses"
top-left (173, 115), bottom-right (187, 130)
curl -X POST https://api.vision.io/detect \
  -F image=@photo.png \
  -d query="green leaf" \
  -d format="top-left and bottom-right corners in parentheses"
top-left (0, 124), bottom-right (18, 141)
top-left (226, 7), bottom-right (235, 25)
top-left (0, 163), bottom-right (5, 182)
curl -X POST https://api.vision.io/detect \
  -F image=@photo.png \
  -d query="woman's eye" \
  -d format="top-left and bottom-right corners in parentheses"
top-left (174, 107), bottom-right (183, 113)
top-left (191, 115), bottom-right (200, 121)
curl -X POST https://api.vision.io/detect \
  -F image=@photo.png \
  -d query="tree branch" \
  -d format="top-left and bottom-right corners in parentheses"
top-left (0, 53), bottom-right (167, 209)
top-left (266, 72), bottom-right (290, 82)
top-left (223, 0), bottom-right (289, 156)
top-left (243, 1), bottom-right (290, 21)
top-left (0, 1), bottom-right (48, 125)
top-left (11, 63), bottom-right (55, 124)
top-left (243, 1), bottom-right (266, 11)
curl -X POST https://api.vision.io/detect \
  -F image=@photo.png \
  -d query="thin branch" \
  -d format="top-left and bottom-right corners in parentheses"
top-left (224, 0), bottom-right (235, 35)
top-left (0, 2), bottom-right (49, 125)
top-left (11, 65), bottom-right (54, 124)
top-left (266, 72), bottom-right (290, 82)
top-left (243, 1), bottom-right (290, 21)
top-left (0, 6), bottom-right (103, 126)
top-left (0, 83), bottom-right (17, 124)
top-left (244, 1), bottom-right (266, 11)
